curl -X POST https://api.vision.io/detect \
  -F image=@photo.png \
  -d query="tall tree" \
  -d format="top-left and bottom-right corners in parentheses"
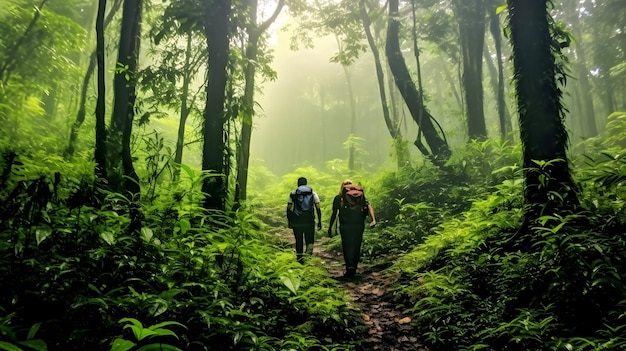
top-left (233, 0), bottom-right (284, 207)
top-left (487, 0), bottom-right (512, 139)
top-left (453, 0), bottom-right (488, 140)
top-left (386, 0), bottom-right (450, 166)
top-left (201, 0), bottom-right (232, 211)
top-left (0, 0), bottom-right (49, 86)
top-left (507, 0), bottom-right (578, 219)
top-left (109, 0), bottom-right (142, 194)
top-left (359, 0), bottom-right (408, 168)
top-left (66, 0), bottom-right (123, 157)
top-left (141, 3), bottom-right (207, 182)
top-left (95, 0), bottom-right (107, 178)
top-left (561, 0), bottom-right (598, 139)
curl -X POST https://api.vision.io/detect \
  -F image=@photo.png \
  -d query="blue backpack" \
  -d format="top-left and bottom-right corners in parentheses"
top-left (291, 185), bottom-right (315, 222)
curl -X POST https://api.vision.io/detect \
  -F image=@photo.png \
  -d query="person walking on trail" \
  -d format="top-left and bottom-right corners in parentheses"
top-left (328, 179), bottom-right (376, 277)
top-left (287, 177), bottom-right (322, 263)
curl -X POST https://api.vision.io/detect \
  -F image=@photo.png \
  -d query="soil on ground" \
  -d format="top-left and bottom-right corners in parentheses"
top-left (280, 229), bottom-right (429, 351)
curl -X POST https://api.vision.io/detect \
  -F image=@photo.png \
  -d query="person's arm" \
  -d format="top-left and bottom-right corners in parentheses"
top-left (286, 193), bottom-right (294, 226)
top-left (314, 192), bottom-right (322, 230)
top-left (367, 204), bottom-right (376, 228)
top-left (315, 202), bottom-right (322, 230)
top-left (328, 196), bottom-right (339, 236)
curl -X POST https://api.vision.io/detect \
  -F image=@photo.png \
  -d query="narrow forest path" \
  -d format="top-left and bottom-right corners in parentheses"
top-left (278, 229), bottom-right (428, 351)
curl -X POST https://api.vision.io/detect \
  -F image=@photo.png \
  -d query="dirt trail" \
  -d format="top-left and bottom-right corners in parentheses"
top-left (281, 229), bottom-right (428, 351)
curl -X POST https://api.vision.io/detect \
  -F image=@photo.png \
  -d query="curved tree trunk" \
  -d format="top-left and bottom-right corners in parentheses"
top-left (360, 0), bottom-right (408, 168)
top-left (507, 0), bottom-right (578, 218)
top-left (202, 0), bottom-right (232, 211)
top-left (386, 0), bottom-right (450, 166)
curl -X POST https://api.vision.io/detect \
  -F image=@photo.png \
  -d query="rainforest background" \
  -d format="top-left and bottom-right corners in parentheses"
top-left (1, 0), bottom-right (626, 350)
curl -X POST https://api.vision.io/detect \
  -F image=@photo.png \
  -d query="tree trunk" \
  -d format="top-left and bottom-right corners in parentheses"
top-left (341, 63), bottom-right (357, 171)
top-left (110, 0), bottom-right (142, 194)
top-left (94, 0), bottom-right (107, 178)
top-left (507, 0), bottom-right (578, 217)
top-left (569, 11), bottom-right (597, 138)
top-left (66, 0), bottom-right (123, 158)
top-left (454, 0), bottom-right (487, 140)
top-left (386, 0), bottom-right (450, 166)
top-left (0, 0), bottom-right (48, 86)
top-left (488, 3), bottom-right (512, 139)
top-left (173, 33), bottom-right (194, 181)
top-left (201, 0), bottom-right (232, 211)
top-left (234, 0), bottom-right (284, 208)
top-left (360, 0), bottom-right (407, 168)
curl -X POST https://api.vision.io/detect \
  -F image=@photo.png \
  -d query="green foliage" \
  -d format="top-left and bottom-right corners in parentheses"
top-left (0, 311), bottom-right (47, 351)
top-left (110, 318), bottom-right (185, 351)
top-left (388, 156), bottom-right (626, 350)
top-left (0, 153), bottom-right (364, 350)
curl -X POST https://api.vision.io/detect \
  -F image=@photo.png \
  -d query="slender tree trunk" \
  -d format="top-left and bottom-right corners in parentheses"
top-left (341, 64), bottom-right (358, 171)
top-left (386, 0), bottom-right (450, 166)
top-left (110, 0), bottom-right (142, 194)
top-left (0, 0), bottom-right (48, 85)
top-left (488, 3), bottom-right (513, 139)
top-left (454, 0), bottom-right (487, 140)
top-left (234, 0), bottom-right (284, 207)
top-left (360, 0), bottom-right (407, 168)
top-left (173, 33), bottom-right (194, 181)
top-left (95, 0), bottom-right (107, 178)
top-left (66, 0), bottom-right (123, 157)
top-left (569, 15), bottom-right (597, 138)
top-left (507, 0), bottom-right (578, 218)
top-left (202, 0), bottom-right (232, 211)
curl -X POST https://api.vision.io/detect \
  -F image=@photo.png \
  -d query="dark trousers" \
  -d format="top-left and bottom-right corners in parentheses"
top-left (292, 223), bottom-right (315, 263)
top-left (340, 224), bottom-right (365, 273)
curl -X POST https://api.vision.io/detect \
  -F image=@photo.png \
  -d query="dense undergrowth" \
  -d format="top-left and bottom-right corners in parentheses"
top-left (3, 109), bottom-right (626, 351)
top-left (0, 155), bottom-right (364, 350)
top-left (387, 112), bottom-right (626, 351)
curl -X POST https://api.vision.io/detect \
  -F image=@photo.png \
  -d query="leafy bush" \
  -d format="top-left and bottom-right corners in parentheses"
top-left (389, 166), bottom-right (626, 350)
top-left (0, 155), bottom-right (365, 350)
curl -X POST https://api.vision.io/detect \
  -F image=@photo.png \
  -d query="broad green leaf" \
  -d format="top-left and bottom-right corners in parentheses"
top-left (136, 344), bottom-right (182, 351)
top-left (148, 298), bottom-right (168, 317)
top-left (100, 232), bottom-right (116, 245)
top-left (26, 323), bottom-right (41, 340)
top-left (110, 338), bottom-right (135, 351)
top-left (149, 321), bottom-right (186, 331)
top-left (178, 218), bottom-right (191, 235)
top-left (16, 340), bottom-right (46, 351)
top-left (0, 341), bottom-right (23, 351)
top-left (279, 275), bottom-right (301, 295)
top-left (141, 227), bottom-right (154, 242)
top-left (35, 226), bottom-right (52, 246)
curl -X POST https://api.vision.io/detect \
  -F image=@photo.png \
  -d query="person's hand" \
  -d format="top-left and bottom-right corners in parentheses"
top-left (369, 220), bottom-right (377, 228)
top-left (317, 221), bottom-right (322, 231)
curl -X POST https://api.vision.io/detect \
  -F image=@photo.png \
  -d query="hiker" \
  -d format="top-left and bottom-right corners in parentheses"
top-left (328, 179), bottom-right (376, 277)
top-left (287, 177), bottom-right (322, 263)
